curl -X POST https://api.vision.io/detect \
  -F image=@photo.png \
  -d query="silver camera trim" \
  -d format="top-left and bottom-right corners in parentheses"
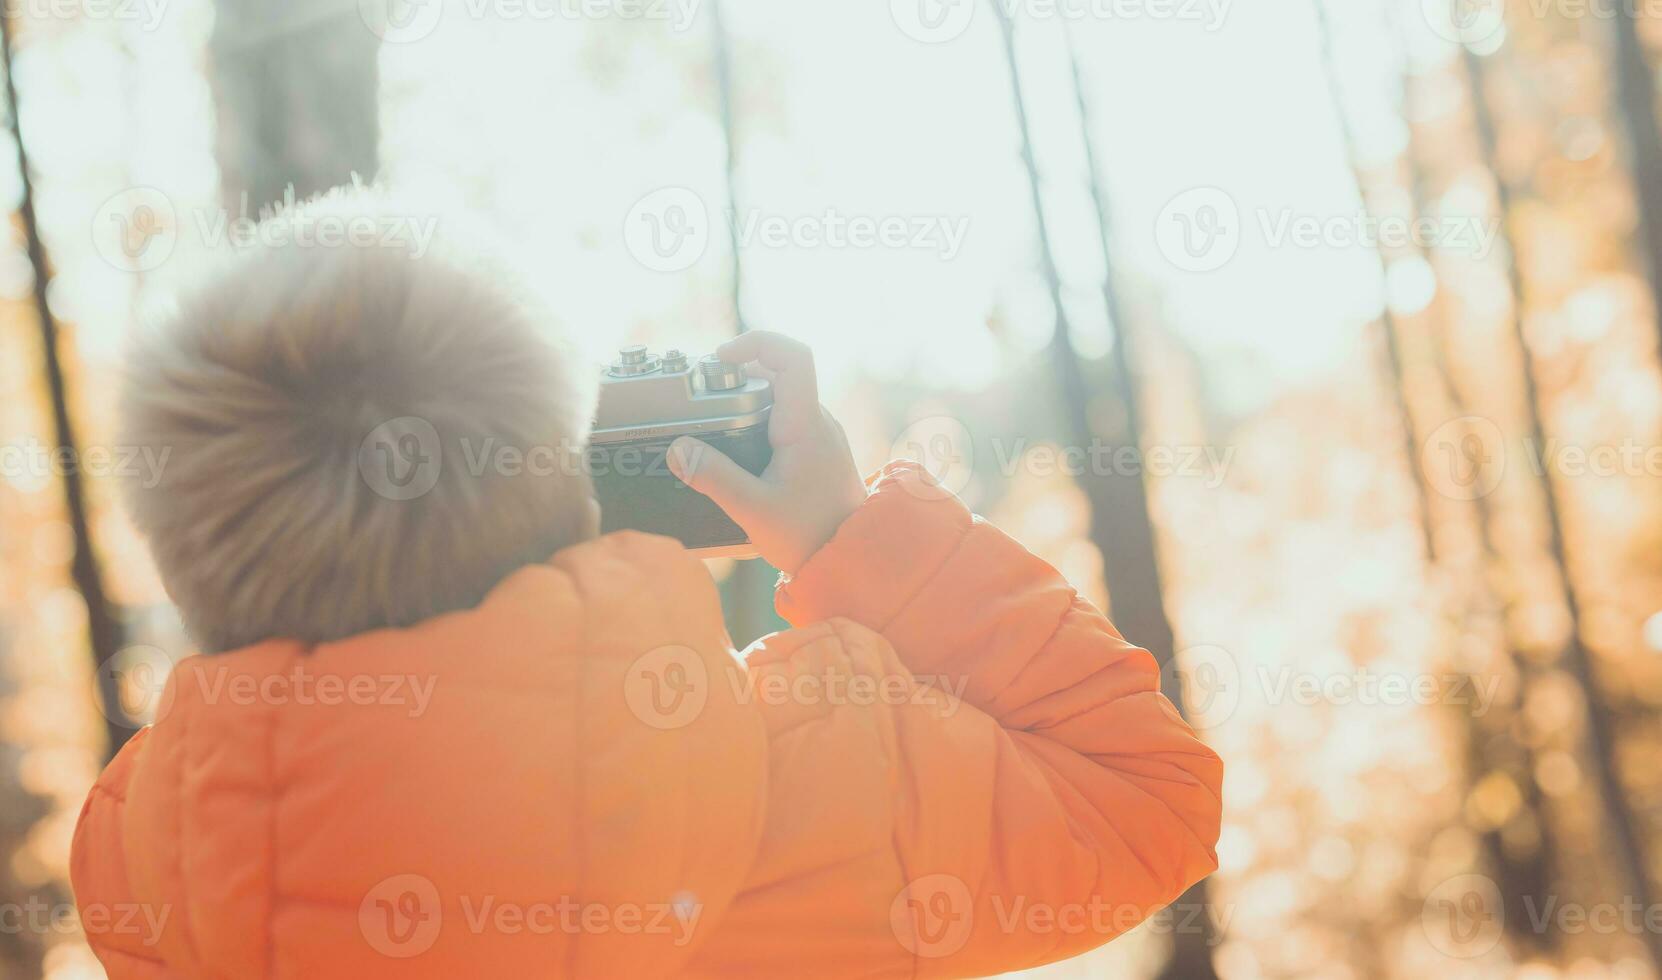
top-left (589, 407), bottom-right (773, 446)
top-left (590, 347), bottom-right (773, 446)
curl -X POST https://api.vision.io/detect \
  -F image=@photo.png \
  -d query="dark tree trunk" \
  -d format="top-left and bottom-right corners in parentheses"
top-left (0, 10), bottom-right (130, 760)
top-left (0, 19), bottom-right (110, 970)
top-left (1609, 8), bottom-right (1662, 360)
top-left (711, 0), bottom-right (745, 335)
top-left (1463, 44), bottom-right (1662, 974)
top-left (1393, 19), bottom-right (1559, 944)
top-left (707, 0), bottom-right (786, 646)
top-left (1310, 0), bottom-right (1437, 563)
top-left (993, 7), bottom-right (1221, 976)
top-left (211, 0), bottom-right (380, 211)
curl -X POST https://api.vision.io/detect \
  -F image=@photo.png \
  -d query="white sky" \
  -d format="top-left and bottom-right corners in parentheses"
top-left (11, 0), bottom-right (1470, 425)
top-left (371, 0), bottom-right (1450, 414)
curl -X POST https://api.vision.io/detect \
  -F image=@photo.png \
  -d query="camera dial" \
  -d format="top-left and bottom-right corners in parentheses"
top-left (610, 345), bottom-right (661, 377)
top-left (698, 354), bottom-right (746, 392)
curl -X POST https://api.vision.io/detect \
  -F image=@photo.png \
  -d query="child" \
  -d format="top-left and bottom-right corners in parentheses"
top-left (71, 190), bottom-right (1222, 978)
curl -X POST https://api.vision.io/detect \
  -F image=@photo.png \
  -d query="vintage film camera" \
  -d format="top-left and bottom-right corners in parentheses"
top-left (588, 345), bottom-right (773, 557)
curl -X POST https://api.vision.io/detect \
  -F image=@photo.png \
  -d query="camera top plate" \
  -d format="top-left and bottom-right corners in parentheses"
top-left (590, 346), bottom-right (773, 446)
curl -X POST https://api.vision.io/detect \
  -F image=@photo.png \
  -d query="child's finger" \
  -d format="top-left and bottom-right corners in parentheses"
top-left (717, 331), bottom-right (819, 440)
top-left (668, 436), bottom-right (769, 525)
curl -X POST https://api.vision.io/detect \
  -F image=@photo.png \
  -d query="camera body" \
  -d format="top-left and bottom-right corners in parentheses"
top-left (588, 345), bottom-right (773, 557)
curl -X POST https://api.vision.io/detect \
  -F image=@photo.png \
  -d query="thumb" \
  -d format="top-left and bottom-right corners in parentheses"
top-left (668, 437), bottom-right (768, 521)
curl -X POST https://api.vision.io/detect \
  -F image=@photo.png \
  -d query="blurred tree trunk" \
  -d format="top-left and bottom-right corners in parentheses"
top-left (1309, 0), bottom-right (1436, 564)
top-left (1327, 0), bottom-right (1559, 949)
top-left (1609, 7), bottom-right (1662, 358)
top-left (0, 685), bottom-right (51, 978)
top-left (1394, 34), bottom-right (1559, 944)
top-left (211, 0), bottom-right (379, 211)
top-left (993, 8), bottom-right (1221, 975)
top-left (0, 10), bottom-right (130, 760)
top-left (711, 0), bottom-right (744, 336)
top-left (708, 0), bottom-right (786, 646)
top-left (1, 17), bottom-right (124, 971)
top-left (1463, 44), bottom-right (1662, 973)
top-left (1064, 42), bottom-right (1222, 980)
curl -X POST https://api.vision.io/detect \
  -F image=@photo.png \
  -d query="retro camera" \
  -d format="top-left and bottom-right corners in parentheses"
top-left (588, 345), bottom-right (773, 557)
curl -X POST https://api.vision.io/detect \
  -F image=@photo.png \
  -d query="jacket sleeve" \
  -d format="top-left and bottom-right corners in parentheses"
top-left (69, 727), bottom-right (174, 979)
top-left (774, 461), bottom-right (1223, 976)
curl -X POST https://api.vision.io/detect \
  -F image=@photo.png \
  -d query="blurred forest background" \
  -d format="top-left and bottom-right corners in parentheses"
top-left (3, 0), bottom-right (1662, 976)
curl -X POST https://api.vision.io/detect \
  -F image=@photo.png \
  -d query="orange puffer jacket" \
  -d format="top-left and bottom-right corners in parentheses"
top-left (71, 463), bottom-right (1222, 979)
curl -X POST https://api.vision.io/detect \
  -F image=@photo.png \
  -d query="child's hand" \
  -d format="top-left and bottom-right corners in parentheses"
top-left (668, 332), bottom-right (866, 573)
